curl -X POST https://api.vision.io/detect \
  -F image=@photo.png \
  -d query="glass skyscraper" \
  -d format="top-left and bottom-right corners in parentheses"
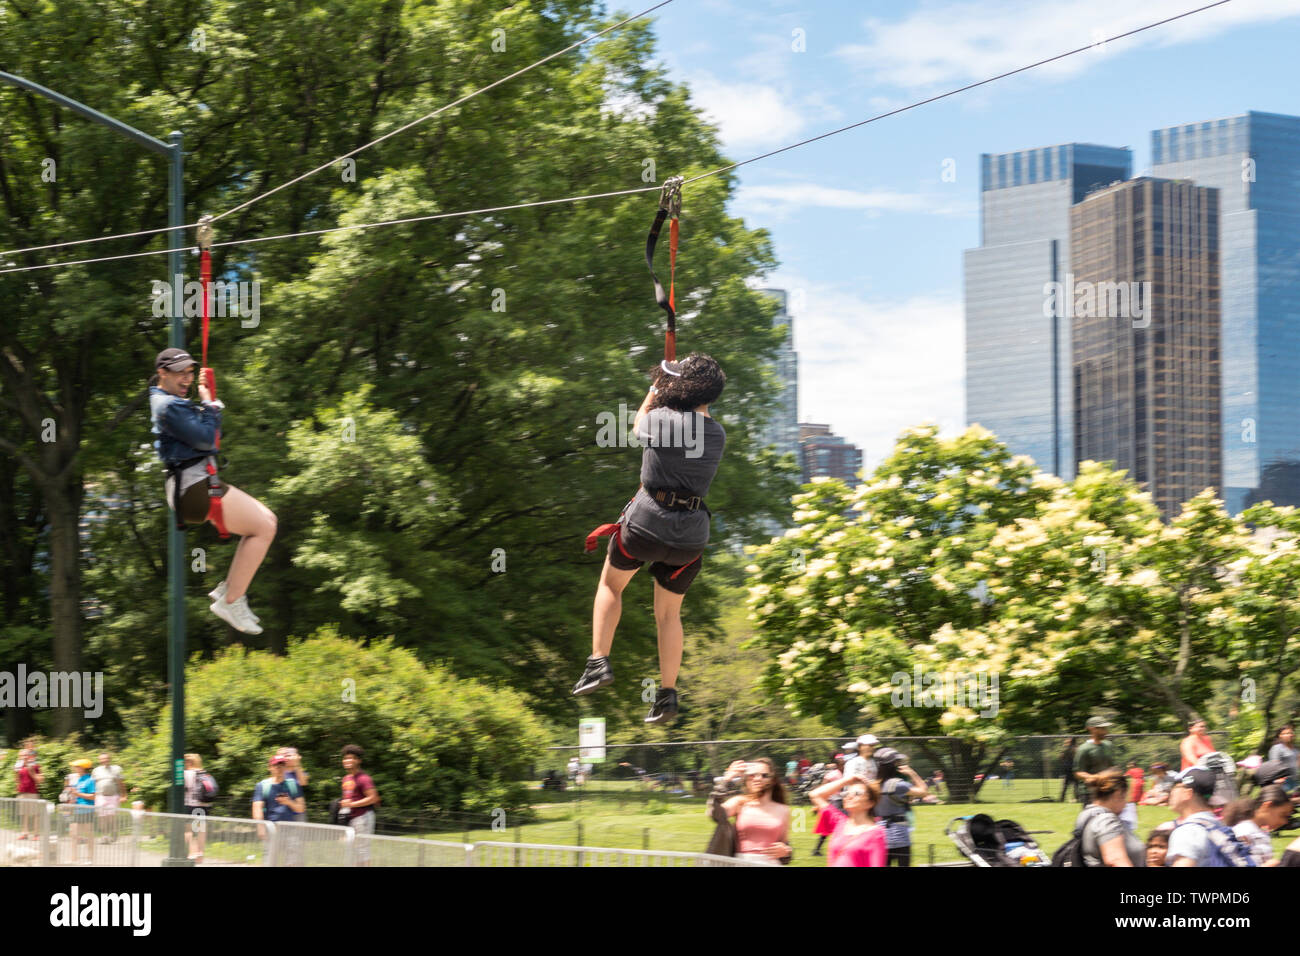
top-left (1151, 112), bottom-right (1300, 512)
top-left (1071, 178), bottom-right (1221, 519)
top-left (757, 288), bottom-right (800, 461)
top-left (965, 144), bottom-right (1132, 477)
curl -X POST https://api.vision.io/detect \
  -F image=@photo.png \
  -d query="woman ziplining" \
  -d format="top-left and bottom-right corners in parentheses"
top-left (575, 178), bottom-right (727, 724)
top-left (149, 349), bottom-right (276, 635)
top-left (148, 217), bottom-right (276, 635)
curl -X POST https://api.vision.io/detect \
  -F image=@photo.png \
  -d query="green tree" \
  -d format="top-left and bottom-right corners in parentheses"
top-left (748, 425), bottom-right (1250, 798)
top-left (3, 0), bottom-right (793, 740)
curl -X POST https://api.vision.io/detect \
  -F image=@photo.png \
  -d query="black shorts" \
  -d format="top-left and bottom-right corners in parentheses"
top-left (606, 523), bottom-right (703, 594)
top-left (173, 478), bottom-right (228, 524)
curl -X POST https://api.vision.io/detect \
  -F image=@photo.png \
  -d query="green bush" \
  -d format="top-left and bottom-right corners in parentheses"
top-left (119, 628), bottom-right (548, 816)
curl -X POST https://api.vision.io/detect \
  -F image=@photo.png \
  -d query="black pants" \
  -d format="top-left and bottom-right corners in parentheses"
top-left (1060, 774), bottom-right (1074, 802)
top-left (886, 845), bottom-right (911, 867)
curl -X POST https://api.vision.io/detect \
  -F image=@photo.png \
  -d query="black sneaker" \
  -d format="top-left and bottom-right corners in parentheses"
top-left (644, 688), bottom-right (679, 724)
top-left (571, 656), bottom-right (614, 696)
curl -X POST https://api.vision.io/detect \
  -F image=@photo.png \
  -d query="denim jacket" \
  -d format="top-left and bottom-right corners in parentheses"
top-left (149, 386), bottom-right (222, 465)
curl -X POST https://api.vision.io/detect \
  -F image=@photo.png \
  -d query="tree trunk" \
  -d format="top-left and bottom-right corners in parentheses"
top-left (45, 476), bottom-right (84, 737)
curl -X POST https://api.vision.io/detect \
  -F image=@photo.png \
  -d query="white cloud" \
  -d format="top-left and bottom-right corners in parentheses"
top-left (688, 74), bottom-right (809, 151)
top-left (738, 182), bottom-right (975, 218)
top-left (835, 0), bottom-right (1300, 91)
top-left (764, 277), bottom-right (965, 472)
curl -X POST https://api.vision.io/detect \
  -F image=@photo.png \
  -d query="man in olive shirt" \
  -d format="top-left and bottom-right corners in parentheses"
top-left (1074, 716), bottom-right (1117, 801)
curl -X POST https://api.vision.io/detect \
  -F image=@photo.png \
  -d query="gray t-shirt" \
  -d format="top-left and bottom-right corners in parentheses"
top-left (843, 755), bottom-right (877, 782)
top-left (622, 408), bottom-right (725, 550)
top-left (1268, 742), bottom-right (1298, 786)
top-left (1166, 811), bottom-right (1219, 866)
top-left (1078, 805), bottom-right (1144, 867)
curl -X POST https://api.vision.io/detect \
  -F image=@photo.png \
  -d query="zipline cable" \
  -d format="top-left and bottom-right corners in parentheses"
top-left (212, 0), bottom-right (677, 224)
top-left (0, 0), bottom-right (677, 260)
top-left (0, 0), bottom-right (1234, 277)
top-left (684, 0), bottom-right (1233, 184)
top-left (0, 185), bottom-right (662, 274)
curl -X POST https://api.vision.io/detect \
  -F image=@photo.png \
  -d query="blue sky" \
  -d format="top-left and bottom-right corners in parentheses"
top-left (644, 0), bottom-right (1300, 470)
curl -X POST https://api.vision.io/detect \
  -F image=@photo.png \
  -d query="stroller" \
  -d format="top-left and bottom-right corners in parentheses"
top-left (792, 763), bottom-right (830, 804)
top-left (945, 814), bottom-right (1051, 867)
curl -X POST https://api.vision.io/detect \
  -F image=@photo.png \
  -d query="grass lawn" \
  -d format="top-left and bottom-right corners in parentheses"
top-left (431, 780), bottom-right (1296, 867)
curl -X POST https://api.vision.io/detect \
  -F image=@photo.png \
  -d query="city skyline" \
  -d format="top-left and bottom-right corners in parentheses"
top-left (651, 1), bottom-right (1300, 476)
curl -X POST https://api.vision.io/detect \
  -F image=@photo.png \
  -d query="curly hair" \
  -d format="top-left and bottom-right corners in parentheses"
top-left (649, 353), bottom-right (726, 412)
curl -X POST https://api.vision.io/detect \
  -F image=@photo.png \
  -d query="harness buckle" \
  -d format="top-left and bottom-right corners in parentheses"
top-left (196, 214), bottom-right (215, 252)
top-left (659, 176), bottom-right (683, 218)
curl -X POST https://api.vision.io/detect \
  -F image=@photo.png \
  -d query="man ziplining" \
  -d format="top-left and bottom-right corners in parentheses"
top-left (575, 179), bottom-right (728, 724)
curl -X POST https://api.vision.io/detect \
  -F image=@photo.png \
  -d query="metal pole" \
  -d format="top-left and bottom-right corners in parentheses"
top-left (163, 131), bottom-right (191, 866)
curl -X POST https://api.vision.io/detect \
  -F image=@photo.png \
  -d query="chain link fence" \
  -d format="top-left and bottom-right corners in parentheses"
top-left (543, 732), bottom-right (1227, 805)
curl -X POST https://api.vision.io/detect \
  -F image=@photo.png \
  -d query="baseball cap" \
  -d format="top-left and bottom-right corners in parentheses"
top-left (155, 348), bottom-right (198, 372)
top-left (268, 754), bottom-right (287, 767)
top-left (1254, 759), bottom-right (1290, 788)
top-left (71, 758), bottom-right (93, 770)
top-left (1085, 716), bottom-right (1112, 729)
top-left (1173, 767), bottom-right (1216, 798)
top-left (857, 734), bottom-right (880, 747)
top-left (874, 747), bottom-right (908, 766)
top-left (843, 740), bottom-right (859, 751)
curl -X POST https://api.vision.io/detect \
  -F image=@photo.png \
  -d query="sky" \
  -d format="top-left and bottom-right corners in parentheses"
top-left (645, 0), bottom-right (1300, 470)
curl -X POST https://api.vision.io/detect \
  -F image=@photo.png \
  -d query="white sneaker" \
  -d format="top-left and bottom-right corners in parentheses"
top-left (208, 581), bottom-right (259, 622)
top-left (210, 595), bottom-right (263, 635)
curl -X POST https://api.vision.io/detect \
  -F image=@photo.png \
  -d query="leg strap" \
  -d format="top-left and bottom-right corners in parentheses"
top-left (205, 458), bottom-right (231, 540)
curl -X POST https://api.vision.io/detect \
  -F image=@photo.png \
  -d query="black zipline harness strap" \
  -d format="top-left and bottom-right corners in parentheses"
top-left (645, 176), bottom-right (682, 361)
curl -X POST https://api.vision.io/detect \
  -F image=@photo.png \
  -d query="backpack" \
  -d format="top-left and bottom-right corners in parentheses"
top-left (196, 771), bottom-right (219, 801)
top-left (257, 776), bottom-right (299, 808)
top-left (1174, 817), bottom-right (1257, 868)
top-left (1051, 806), bottom-right (1109, 867)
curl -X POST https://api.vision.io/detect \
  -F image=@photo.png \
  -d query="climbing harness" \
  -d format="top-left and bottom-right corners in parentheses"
top-left (195, 214), bottom-right (230, 540)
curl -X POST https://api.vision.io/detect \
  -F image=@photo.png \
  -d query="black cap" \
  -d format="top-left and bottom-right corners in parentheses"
top-left (874, 747), bottom-right (908, 766)
top-left (1254, 759), bottom-right (1290, 788)
top-left (155, 348), bottom-right (198, 372)
top-left (1173, 768), bottom-right (1216, 798)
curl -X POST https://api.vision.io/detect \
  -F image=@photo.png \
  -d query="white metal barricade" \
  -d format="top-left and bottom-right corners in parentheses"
top-left (0, 796), bottom-right (52, 866)
top-left (361, 834), bottom-right (473, 866)
top-left (468, 841), bottom-right (778, 867)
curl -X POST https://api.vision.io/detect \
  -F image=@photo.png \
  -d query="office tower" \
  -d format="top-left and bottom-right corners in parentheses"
top-left (757, 289), bottom-right (800, 462)
top-left (799, 423), bottom-right (863, 485)
top-left (965, 144), bottom-right (1132, 477)
top-left (1071, 178), bottom-right (1221, 519)
top-left (1151, 112), bottom-right (1300, 512)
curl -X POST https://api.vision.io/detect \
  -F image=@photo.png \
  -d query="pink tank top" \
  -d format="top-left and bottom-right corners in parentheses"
top-left (736, 800), bottom-right (787, 853)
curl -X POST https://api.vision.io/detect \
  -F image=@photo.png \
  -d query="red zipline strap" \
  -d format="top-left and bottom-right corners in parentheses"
top-left (196, 215), bottom-right (230, 540)
top-left (646, 177), bottom-right (683, 362)
top-left (585, 522), bottom-right (621, 553)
